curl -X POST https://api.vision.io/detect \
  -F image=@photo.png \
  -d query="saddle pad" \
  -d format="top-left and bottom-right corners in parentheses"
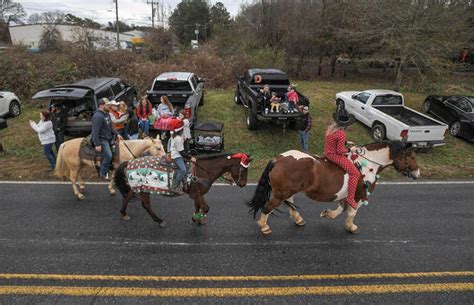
top-left (126, 156), bottom-right (174, 195)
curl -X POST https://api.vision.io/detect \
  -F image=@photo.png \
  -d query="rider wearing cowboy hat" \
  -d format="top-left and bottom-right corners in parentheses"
top-left (324, 106), bottom-right (360, 210)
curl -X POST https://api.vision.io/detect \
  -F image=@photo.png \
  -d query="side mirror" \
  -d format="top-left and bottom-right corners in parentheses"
top-left (351, 94), bottom-right (357, 100)
top-left (198, 78), bottom-right (206, 83)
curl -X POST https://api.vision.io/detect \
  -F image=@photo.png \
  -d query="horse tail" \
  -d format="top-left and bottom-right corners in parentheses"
top-left (54, 143), bottom-right (69, 179)
top-left (247, 159), bottom-right (275, 219)
top-left (114, 161), bottom-right (130, 197)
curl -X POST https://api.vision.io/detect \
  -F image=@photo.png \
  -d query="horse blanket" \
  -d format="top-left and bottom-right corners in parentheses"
top-left (126, 156), bottom-right (190, 196)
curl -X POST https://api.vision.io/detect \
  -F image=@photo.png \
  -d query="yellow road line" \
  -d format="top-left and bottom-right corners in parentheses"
top-left (0, 283), bottom-right (472, 297)
top-left (0, 271), bottom-right (472, 282)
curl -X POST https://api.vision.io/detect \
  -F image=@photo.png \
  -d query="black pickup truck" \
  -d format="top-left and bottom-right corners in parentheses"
top-left (234, 69), bottom-right (309, 130)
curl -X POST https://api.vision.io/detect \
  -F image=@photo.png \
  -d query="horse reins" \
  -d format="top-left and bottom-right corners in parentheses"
top-left (121, 140), bottom-right (138, 159)
top-left (191, 159), bottom-right (243, 185)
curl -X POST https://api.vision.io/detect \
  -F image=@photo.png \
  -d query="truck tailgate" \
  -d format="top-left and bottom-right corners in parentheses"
top-left (407, 125), bottom-right (447, 142)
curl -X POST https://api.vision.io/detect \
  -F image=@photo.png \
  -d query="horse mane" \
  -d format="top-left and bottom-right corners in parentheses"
top-left (196, 152), bottom-right (235, 160)
top-left (363, 141), bottom-right (407, 159)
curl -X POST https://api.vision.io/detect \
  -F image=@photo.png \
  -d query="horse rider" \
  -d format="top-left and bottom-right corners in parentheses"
top-left (324, 107), bottom-right (360, 210)
top-left (169, 120), bottom-right (195, 193)
top-left (91, 98), bottom-right (122, 180)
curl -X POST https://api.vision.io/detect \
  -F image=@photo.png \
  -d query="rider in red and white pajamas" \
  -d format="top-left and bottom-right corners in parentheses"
top-left (324, 128), bottom-right (360, 209)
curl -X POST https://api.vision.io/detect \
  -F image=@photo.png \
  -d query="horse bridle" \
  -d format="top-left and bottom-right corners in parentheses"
top-left (192, 160), bottom-right (245, 185)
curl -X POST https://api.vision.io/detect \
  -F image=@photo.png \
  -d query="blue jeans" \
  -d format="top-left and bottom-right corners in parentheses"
top-left (174, 157), bottom-right (187, 184)
top-left (138, 120), bottom-right (149, 136)
top-left (43, 143), bottom-right (56, 169)
top-left (99, 140), bottom-right (113, 177)
top-left (298, 130), bottom-right (309, 153)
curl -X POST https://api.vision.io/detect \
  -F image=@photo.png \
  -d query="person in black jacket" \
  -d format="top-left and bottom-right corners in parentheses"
top-left (127, 108), bottom-right (139, 140)
top-left (50, 103), bottom-right (68, 152)
top-left (91, 98), bottom-right (121, 180)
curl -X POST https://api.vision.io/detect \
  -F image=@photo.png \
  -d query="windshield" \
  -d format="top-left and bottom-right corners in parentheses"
top-left (153, 81), bottom-right (192, 91)
top-left (372, 95), bottom-right (403, 106)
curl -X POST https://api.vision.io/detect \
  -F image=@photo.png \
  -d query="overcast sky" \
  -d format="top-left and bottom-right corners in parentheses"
top-left (20, 0), bottom-right (249, 26)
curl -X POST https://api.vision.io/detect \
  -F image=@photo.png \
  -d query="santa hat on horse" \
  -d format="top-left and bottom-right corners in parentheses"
top-left (228, 153), bottom-right (252, 168)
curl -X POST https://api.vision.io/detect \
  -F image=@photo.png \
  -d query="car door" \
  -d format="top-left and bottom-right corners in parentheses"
top-left (350, 92), bottom-right (371, 124)
top-left (444, 97), bottom-right (462, 125)
top-left (191, 75), bottom-right (203, 107)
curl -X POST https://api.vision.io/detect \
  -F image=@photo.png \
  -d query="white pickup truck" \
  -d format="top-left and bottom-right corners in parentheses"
top-left (336, 90), bottom-right (448, 148)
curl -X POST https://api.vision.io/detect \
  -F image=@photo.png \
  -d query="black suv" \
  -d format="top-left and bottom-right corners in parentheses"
top-left (32, 78), bottom-right (137, 135)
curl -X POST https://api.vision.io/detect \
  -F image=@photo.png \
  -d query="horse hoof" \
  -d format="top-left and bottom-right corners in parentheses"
top-left (320, 210), bottom-right (329, 218)
top-left (346, 225), bottom-right (359, 234)
top-left (296, 219), bottom-right (306, 227)
top-left (109, 190), bottom-right (116, 196)
top-left (261, 226), bottom-right (272, 235)
top-left (80, 187), bottom-right (85, 192)
top-left (122, 215), bottom-right (131, 221)
top-left (159, 220), bottom-right (167, 228)
top-left (77, 194), bottom-right (85, 200)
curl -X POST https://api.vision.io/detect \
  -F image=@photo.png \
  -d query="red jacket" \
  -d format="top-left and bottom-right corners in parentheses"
top-left (324, 129), bottom-right (348, 156)
top-left (136, 104), bottom-right (153, 120)
top-left (287, 90), bottom-right (299, 104)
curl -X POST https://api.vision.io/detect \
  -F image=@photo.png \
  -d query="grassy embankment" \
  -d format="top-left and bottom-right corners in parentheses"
top-left (0, 80), bottom-right (473, 181)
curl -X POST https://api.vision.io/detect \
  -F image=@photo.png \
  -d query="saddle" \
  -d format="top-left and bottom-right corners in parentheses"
top-left (79, 136), bottom-right (120, 173)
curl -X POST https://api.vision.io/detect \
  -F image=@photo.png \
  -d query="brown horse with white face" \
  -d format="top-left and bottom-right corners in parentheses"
top-left (248, 142), bottom-right (419, 235)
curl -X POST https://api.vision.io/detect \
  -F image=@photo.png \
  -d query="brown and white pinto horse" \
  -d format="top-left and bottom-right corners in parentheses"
top-left (248, 142), bottom-right (419, 235)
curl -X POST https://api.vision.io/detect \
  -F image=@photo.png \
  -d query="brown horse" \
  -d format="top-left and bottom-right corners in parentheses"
top-left (248, 142), bottom-right (420, 235)
top-left (55, 137), bottom-right (165, 200)
top-left (114, 153), bottom-right (253, 226)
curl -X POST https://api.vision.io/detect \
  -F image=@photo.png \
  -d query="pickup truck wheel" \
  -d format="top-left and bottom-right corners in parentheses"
top-left (336, 99), bottom-right (345, 112)
top-left (246, 108), bottom-right (258, 130)
top-left (234, 89), bottom-right (242, 105)
top-left (9, 100), bottom-right (21, 117)
top-left (199, 95), bottom-right (204, 106)
top-left (449, 121), bottom-right (461, 136)
top-left (371, 124), bottom-right (386, 142)
top-left (422, 100), bottom-right (431, 113)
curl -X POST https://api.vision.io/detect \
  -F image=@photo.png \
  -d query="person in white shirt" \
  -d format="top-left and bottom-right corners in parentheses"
top-left (29, 111), bottom-right (56, 170)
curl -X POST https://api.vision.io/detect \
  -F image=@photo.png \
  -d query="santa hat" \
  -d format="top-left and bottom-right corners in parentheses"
top-left (170, 119), bottom-right (184, 132)
top-left (229, 153), bottom-right (251, 168)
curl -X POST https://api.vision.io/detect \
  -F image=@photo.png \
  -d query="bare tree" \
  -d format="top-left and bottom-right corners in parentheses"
top-left (0, 0), bottom-right (25, 43)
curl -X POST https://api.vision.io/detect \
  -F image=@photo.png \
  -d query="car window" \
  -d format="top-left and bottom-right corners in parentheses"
top-left (96, 87), bottom-right (114, 101)
top-left (111, 82), bottom-right (123, 96)
top-left (153, 81), bottom-right (192, 91)
top-left (455, 99), bottom-right (473, 113)
top-left (355, 92), bottom-right (371, 104)
top-left (372, 94), bottom-right (403, 106)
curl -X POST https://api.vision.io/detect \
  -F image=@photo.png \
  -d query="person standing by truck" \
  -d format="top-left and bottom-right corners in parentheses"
top-left (109, 101), bottom-right (129, 140)
top-left (50, 103), bottom-right (67, 152)
top-left (29, 111), bottom-right (56, 171)
top-left (298, 106), bottom-right (312, 152)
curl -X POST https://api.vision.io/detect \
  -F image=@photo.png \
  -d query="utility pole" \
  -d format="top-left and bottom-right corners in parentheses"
top-left (114, 0), bottom-right (119, 49)
top-left (147, 0), bottom-right (159, 28)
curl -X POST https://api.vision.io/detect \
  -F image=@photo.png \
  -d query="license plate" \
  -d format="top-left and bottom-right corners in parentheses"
top-left (418, 142), bottom-right (427, 146)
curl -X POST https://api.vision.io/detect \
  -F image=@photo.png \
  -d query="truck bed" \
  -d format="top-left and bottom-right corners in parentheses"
top-left (374, 106), bottom-right (443, 127)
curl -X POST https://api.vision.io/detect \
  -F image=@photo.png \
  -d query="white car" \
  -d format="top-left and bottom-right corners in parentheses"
top-left (336, 89), bottom-right (448, 148)
top-left (0, 91), bottom-right (21, 118)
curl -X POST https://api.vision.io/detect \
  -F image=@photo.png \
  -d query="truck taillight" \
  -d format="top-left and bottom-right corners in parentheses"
top-left (184, 107), bottom-right (192, 119)
top-left (400, 129), bottom-right (409, 139)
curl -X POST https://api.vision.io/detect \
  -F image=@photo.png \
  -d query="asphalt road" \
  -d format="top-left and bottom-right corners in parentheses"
top-left (0, 182), bottom-right (472, 304)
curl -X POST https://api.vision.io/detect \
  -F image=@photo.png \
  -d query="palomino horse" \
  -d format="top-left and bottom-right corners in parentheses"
top-left (114, 153), bottom-right (253, 226)
top-left (248, 142), bottom-right (420, 235)
top-left (55, 137), bottom-right (165, 200)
